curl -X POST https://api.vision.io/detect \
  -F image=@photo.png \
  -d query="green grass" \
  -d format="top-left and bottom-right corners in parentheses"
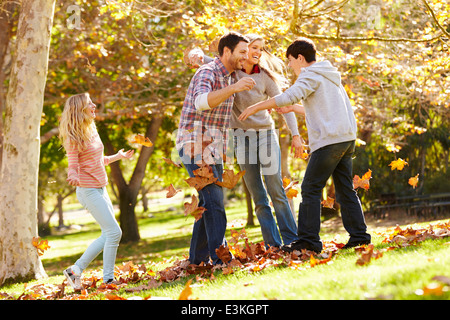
top-left (1, 196), bottom-right (450, 300)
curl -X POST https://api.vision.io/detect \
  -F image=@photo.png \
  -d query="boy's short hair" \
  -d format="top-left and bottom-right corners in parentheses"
top-left (218, 31), bottom-right (249, 56)
top-left (286, 38), bottom-right (316, 62)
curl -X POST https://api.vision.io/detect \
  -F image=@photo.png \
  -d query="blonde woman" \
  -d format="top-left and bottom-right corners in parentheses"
top-left (188, 34), bottom-right (303, 248)
top-left (59, 93), bottom-right (134, 290)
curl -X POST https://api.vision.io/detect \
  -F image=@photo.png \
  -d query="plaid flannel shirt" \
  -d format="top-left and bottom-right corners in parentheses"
top-left (176, 58), bottom-right (235, 158)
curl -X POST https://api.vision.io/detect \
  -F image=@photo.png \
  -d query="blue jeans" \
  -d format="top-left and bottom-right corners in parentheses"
top-left (234, 129), bottom-right (298, 247)
top-left (75, 187), bottom-right (122, 281)
top-left (179, 148), bottom-right (227, 265)
top-left (298, 140), bottom-right (371, 251)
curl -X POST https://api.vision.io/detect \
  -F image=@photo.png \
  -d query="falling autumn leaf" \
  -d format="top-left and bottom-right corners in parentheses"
top-left (389, 158), bottom-right (408, 171)
top-left (185, 164), bottom-right (218, 191)
top-left (300, 150), bottom-right (309, 160)
top-left (184, 194), bottom-right (206, 221)
top-left (283, 176), bottom-right (299, 190)
top-left (215, 169), bottom-right (246, 189)
top-left (321, 197), bottom-right (335, 209)
top-left (165, 184), bottom-right (181, 198)
top-left (162, 157), bottom-right (182, 168)
top-left (185, 176), bottom-right (217, 191)
top-left (282, 176), bottom-right (290, 189)
top-left (283, 176), bottom-right (299, 199)
top-left (353, 169), bottom-right (372, 190)
top-left (32, 237), bottom-right (50, 256)
top-left (285, 188), bottom-right (299, 199)
top-left (408, 174), bottom-right (419, 188)
top-left (131, 134), bottom-right (153, 147)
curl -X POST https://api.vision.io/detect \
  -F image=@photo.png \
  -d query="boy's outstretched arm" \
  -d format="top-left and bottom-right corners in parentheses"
top-left (276, 104), bottom-right (305, 115)
top-left (238, 97), bottom-right (277, 121)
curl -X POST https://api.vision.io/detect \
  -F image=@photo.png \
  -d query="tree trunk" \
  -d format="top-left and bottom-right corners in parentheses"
top-left (101, 115), bottom-right (164, 243)
top-left (57, 194), bottom-right (65, 228)
top-left (0, 0), bottom-right (56, 286)
top-left (141, 186), bottom-right (149, 212)
top-left (37, 198), bottom-right (51, 237)
top-left (118, 189), bottom-right (141, 243)
top-left (0, 1), bottom-right (18, 172)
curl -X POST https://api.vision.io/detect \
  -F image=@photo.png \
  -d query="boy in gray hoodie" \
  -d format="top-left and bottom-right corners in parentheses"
top-left (239, 38), bottom-right (371, 253)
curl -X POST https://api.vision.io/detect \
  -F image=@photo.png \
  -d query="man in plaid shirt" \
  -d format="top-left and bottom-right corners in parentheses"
top-left (177, 32), bottom-right (256, 265)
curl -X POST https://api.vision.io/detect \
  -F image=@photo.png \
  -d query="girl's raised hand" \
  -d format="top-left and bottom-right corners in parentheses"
top-left (118, 149), bottom-right (134, 160)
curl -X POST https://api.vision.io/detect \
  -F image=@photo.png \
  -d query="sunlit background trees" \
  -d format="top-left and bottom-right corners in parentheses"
top-left (0, 0), bottom-right (448, 283)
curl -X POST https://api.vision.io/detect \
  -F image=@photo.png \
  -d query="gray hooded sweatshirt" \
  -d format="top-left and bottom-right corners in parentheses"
top-left (274, 60), bottom-right (357, 153)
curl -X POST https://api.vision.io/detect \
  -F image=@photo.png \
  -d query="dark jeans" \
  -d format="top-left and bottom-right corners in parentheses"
top-left (298, 140), bottom-right (371, 251)
top-left (179, 148), bottom-right (227, 265)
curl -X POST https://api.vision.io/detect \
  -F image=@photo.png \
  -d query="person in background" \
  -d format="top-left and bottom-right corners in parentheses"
top-left (59, 92), bottom-right (134, 290)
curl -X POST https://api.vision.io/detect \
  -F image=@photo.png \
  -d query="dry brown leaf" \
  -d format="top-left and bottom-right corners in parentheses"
top-left (162, 157), bottom-right (182, 168)
top-left (215, 244), bottom-right (232, 264)
top-left (165, 184), bottom-right (181, 198)
top-left (215, 169), bottom-right (246, 189)
top-left (321, 197), bottom-right (335, 209)
top-left (353, 169), bottom-right (372, 190)
top-left (185, 164), bottom-right (218, 191)
top-left (184, 194), bottom-right (206, 221)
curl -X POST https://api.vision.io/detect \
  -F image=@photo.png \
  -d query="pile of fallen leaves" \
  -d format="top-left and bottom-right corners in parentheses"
top-left (2, 221), bottom-right (449, 300)
top-left (356, 221), bottom-right (450, 266)
top-left (0, 228), bottom-right (340, 300)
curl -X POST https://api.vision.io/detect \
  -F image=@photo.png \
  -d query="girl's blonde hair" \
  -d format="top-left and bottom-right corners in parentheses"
top-left (245, 34), bottom-right (289, 89)
top-left (59, 93), bottom-right (96, 151)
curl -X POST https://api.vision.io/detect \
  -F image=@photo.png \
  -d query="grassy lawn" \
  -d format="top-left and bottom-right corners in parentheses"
top-left (1, 194), bottom-right (450, 301)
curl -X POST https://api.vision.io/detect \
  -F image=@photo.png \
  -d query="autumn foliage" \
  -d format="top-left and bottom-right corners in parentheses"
top-left (10, 220), bottom-right (448, 300)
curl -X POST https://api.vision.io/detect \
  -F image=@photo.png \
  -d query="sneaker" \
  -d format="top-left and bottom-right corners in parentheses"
top-left (342, 240), bottom-right (371, 249)
top-left (281, 240), bottom-right (322, 254)
top-left (104, 278), bottom-right (121, 285)
top-left (63, 265), bottom-right (82, 291)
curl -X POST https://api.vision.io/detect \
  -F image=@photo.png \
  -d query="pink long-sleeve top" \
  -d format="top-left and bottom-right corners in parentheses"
top-left (66, 132), bottom-right (121, 188)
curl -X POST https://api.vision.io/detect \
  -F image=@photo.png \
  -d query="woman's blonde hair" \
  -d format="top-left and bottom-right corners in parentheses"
top-left (59, 93), bottom-right (96, 151)
top-left (245, 34), bottom-right (289, 89)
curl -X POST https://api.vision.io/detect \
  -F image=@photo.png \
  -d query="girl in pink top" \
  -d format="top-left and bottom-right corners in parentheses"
top-left (59, 93), bottom-right (134, 290)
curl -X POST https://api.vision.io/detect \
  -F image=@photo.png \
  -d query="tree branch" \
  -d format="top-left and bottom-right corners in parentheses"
top-left (302, 0), bottom-right (351, 18)
top-left (289, 0), bottom-right (446, 43)
top-left (40, 127), bottom-right (59, 144)
top-left (291, 28), bottom-right (444, 43)
top-left (421, 0), bottom-right (450, 39)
